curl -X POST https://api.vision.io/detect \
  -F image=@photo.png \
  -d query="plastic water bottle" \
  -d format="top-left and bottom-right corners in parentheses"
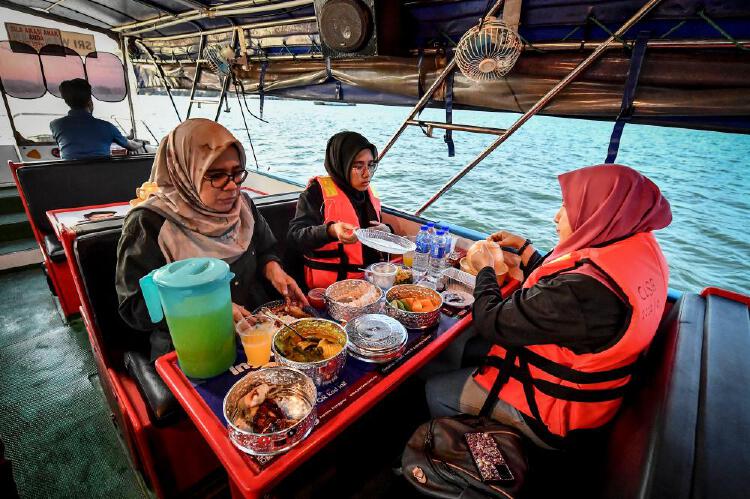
top-left (426, 221), bottom-right (436, 235)
top-left (413, 225), bottom-right (432, 273)
top-left (439, 224), bottom-right (454, 255)
top-left (429, 229), bottom-right (449, 279)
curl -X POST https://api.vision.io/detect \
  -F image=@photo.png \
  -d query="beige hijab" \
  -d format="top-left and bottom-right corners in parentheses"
top-left (138, 118), bottom-right (254, 263)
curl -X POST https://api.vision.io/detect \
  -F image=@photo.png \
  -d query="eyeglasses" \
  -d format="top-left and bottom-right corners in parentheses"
top-left (351, 161), bottom-right (378, 176)
top-left (203, 170), bottom-right (248, 189)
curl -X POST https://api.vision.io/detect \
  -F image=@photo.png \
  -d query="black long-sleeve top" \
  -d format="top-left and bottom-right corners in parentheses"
top-left (287, 181), bottom-right (383, 265)
top-left (472, 251), bottom-right (628, 355)
top-left (115, 195), bottom-right (281, 358)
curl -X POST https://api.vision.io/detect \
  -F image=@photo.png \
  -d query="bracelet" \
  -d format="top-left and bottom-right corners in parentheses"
top-left (517, 239), bottom-right (532, 256)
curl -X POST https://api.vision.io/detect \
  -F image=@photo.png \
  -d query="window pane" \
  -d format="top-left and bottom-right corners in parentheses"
top-left (86, 52), bottom-right (127, 102)
top-left (40, 44), bottom-right (85, 98)
top-left (0, 41), bottom-right (45, 99)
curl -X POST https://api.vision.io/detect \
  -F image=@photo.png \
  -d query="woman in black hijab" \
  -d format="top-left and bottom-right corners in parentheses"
top-left (287, 131), bottom-right (388, 290)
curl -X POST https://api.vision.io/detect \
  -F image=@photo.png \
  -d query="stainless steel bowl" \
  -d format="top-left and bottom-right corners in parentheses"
top-left (223, 367), bottom-right (316, 456)
top-left (385, 284), bottom-right (443, 329)
top-left (324, 279), bottom-right (383, 322)
top-left (272, 318), bottom-right (347, 387)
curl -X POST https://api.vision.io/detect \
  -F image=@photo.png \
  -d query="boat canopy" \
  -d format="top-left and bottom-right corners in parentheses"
top-left (2, 0), bottom-right (750, 133)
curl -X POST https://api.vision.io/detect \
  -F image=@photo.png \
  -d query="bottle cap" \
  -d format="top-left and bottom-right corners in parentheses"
top-left (420, 225), bottom-right (429, 231)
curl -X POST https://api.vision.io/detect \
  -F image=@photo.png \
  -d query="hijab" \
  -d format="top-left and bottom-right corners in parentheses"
top-left (137, 118), bottom-right (255, 263)
top-left (324, 131), bottom-right (378, 216)
top-left (550, 164), bottom-right (671, 261)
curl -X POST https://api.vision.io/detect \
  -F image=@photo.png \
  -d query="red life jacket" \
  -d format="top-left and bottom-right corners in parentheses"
top-left (304, 176), bottom-right (382, 290)
top-left (474, 232), bottom-right (669, 442)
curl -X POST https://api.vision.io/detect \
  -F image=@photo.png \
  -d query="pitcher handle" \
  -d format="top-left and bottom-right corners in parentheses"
top-left (139, 271), bottom-right (164, 323)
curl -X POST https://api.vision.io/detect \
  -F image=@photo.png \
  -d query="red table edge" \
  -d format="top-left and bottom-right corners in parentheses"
top-left (156, 313), bottom-right (474, 496)
top-left (700, 286), bottom-right (750, 305)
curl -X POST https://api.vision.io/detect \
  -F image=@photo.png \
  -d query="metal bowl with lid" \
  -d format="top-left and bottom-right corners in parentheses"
top-left (324, 279), bottom-right (383, 322)
top-left (346, 314), bottom-right (407, 363)
top-left (223, 367), bottom-right (316, 456)
top-left (385, 284), bottom-right (443, 329)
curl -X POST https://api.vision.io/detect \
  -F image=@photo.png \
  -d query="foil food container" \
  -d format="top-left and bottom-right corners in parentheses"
top-left (346, 314), bottom-right (407, 363)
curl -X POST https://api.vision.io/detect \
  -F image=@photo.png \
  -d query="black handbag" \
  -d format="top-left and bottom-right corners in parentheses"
top-left (401, 414), bottom-right (527, 498)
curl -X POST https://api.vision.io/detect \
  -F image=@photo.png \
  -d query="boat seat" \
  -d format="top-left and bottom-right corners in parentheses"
top-left (13, 155), bottom-right (153, 258)
top-left (526, 291), bottom-right (750, 499)
top-left (43, 234), bottom-right (66, 263)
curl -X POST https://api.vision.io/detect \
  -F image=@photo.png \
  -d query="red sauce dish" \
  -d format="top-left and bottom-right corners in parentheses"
top-left (307, 288), bottom-right (326, 310)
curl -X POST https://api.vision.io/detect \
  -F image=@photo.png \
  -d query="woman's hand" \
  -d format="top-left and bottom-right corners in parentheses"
top-left (368, 220), bottom-right (391, 233)
top-left (469, 243), bottom-right (496, 271)
top-left (328, 222), bottom-right (358, 244)
top-left (487, 230), bottom-right (526, 249)
top-left (263, 261), bottom-right (309, 306)
top-left (232, 303), bottom-right (253, 323)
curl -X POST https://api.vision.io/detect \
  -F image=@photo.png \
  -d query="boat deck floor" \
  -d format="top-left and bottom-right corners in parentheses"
top-left (0, 267), bottom-right (149, 498)
top-left (0, 266), bottom-right (425, 497)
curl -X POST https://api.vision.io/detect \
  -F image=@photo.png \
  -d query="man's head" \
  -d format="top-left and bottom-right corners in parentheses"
top-left (59, 78), bottom-right (93, 112)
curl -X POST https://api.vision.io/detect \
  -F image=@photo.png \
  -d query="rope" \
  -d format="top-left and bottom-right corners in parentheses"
top-left (231, 76), bottom-right (262, 170)
top-left (698, 10), bottom-right (750, 51)
top-left (588, 15), bottom-right (629, 50)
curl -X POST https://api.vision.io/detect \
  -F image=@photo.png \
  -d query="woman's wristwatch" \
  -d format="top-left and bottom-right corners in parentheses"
top-left (517, 239), bottom-right (532, 257)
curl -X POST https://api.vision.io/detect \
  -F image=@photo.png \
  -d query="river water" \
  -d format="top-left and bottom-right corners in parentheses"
top-left (138, 96), bottom-right (750, 294)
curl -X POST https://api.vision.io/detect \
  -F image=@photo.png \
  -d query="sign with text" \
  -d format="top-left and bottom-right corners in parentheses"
top-left (61, 31), bottom-right (96, 56)
top-left (5, 23), bottom-right (62, 52)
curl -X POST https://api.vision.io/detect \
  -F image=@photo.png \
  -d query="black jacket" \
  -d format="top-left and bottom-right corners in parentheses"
top-left (287, 180), bottom-right (383, 266)
top-left (472, 251), bottom-right (628, 355)
top-left (115, 195), bottom-right (281, 358)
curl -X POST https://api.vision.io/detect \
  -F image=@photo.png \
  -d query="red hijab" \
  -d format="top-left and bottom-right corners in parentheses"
top-left (550, 164), bottom-right (672, 260)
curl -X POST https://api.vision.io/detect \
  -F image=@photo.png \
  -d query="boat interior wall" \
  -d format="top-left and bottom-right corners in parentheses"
top-left (0, 146), bottom-right (20, 187)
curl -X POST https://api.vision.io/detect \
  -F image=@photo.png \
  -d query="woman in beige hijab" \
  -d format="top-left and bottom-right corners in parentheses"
top-left (116, 119), bottom-right (305, 358)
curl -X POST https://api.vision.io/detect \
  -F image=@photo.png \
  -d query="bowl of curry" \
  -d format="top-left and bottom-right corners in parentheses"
top-left (272, 318), bottom-right (348, 387)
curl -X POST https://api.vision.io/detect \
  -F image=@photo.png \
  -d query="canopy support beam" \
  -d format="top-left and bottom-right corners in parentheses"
top-left (413, 0), bottom-right (665, 216)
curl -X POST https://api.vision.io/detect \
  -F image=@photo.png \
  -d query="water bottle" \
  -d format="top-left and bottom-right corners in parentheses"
top-left (429, 229), bottom-right (449, 279)
top-left (413, 225), bottom-right (431, 273)
top-left (426, 221), bottom-right (436, 235)
top-left (439, 224), bottom-right (453, 255)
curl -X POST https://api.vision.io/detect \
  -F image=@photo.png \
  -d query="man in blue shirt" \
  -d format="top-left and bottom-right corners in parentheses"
top-left (50, 78), bottom-right (143, 160)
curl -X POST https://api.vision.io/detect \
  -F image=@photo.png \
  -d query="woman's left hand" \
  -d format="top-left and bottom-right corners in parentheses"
top-left (263, 261), bottom-right (309, 306)
top-left (369, 221), bottom-right (391, 233)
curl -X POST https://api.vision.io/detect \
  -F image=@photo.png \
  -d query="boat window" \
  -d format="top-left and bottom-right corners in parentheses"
top-left (0, 41), bottom-right (45, 99)
top-left (40, 45), bottom-right (86, 98)
top-left (85, 52), bottom-right (127, 102)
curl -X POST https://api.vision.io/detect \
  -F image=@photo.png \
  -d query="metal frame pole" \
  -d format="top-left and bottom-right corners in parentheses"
top-left (376, 0), bottom-right (507, 162)
top-left (120, 36), bottom-right (139, 138)
top-left (414, 0), bottom-right (664, 216)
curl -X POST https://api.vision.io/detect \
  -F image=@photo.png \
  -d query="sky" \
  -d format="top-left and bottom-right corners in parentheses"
top-left (0, 7), bottom-right (134, 142)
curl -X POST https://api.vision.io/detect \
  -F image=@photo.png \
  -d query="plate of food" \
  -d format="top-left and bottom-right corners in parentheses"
top-left (252, 300), bottom-right (318, 323)
top-left (354, 229), bottom-right (417, 255)
top-left (441, 290), bottom-right (475, 308)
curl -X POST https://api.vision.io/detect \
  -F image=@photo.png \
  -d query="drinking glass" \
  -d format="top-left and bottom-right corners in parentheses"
top-left (236, 317), bottom-right (274, 367)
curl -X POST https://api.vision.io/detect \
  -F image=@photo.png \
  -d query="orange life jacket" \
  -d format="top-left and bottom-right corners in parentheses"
top-left (304, 176), bottom-right (382, 290)
top-left (474, 232), bottom-right (669, 442)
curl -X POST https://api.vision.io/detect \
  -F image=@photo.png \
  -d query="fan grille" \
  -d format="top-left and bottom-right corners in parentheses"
top-left (203, 44), bottom-right (232, 77)
top-left (455, 18), bottom-right (522, 82)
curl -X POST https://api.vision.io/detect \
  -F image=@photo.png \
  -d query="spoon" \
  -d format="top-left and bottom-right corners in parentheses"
top-left (260, 308), bottom-right (309, 342)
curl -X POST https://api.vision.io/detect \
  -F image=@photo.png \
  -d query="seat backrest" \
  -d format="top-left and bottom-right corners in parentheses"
top-left (601, 293), bottom-right (705, 498)
top-left (73, 228), bottom-right (149, 363)
top-left (14, 155), bottom-right (153, 237)
top-left (253, 192), bottom-right (304, 284)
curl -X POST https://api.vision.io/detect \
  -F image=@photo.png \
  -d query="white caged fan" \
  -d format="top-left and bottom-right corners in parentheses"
top-left (202, 44), bottom-right (236, 77)
top-left (455, 17), bottom-right (522, 82)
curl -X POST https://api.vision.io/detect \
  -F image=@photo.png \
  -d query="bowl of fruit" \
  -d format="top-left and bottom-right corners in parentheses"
top-left (385, 284), bottom-right (442, 329)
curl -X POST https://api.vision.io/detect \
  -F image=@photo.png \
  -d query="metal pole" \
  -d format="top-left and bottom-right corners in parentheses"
top-left (406, 120), bottom-right (507, 135)
top-left (120, 36), bottom-right (139, 138)
top-left (377, 0), bottom-right (507, 162)
top-left (414, 0), bottom-right (664, 216)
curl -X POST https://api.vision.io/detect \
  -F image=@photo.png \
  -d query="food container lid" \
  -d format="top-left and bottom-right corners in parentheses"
top-left (346, 314), bottom-right (407, 356)
top-left (354, 229), bottom-right (417, 255)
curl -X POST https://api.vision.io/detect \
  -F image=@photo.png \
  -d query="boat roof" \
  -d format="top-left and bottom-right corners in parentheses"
top-left (2, 1), bottom-right (749, 133)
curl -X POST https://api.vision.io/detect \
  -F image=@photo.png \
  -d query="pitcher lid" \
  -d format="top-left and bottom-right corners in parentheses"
top-left (152, 257), bottom-right (230, 288)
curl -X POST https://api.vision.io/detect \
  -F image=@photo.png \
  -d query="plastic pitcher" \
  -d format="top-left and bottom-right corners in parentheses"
top-left (139, 257), bottom-right (236, 378)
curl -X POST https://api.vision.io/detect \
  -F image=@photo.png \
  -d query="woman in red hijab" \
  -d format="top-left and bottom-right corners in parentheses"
top-left (426, 164), bottom-right (672, 448)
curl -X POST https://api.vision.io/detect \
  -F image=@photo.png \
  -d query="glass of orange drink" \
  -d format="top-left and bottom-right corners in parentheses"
top-left (235, 317), bottom-right (275, 367)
